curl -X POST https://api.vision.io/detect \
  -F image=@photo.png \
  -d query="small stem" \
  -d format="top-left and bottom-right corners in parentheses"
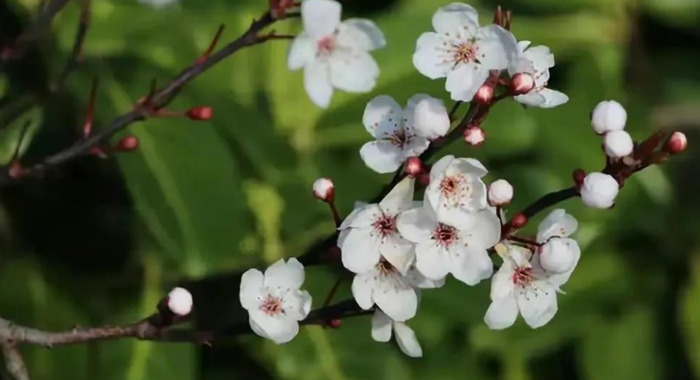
top-left (10, 121), bottom-right (32, 163)
top-left (0, 341), bottom-right (29, 380)
top-left (520, 187), bottom-right (578, 219)
top-left (507, 235), bottom-right (541, 247)
top-left (322, 276), bottom-right (344, 308)
top-left (448, 101), bottom-right (462, 122)
top-left (328, 201), bottom-right (341, 228)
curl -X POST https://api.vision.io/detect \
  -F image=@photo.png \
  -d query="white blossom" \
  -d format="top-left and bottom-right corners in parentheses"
top-left (508, 41), bottom-right (568, 108)
top-left (287, 0), bottom-right (385, 108)
top-left (360, 95), bottom-right (450, 173)
top-left (484, 245), bottom-right (571, 329)
top-left (603, 130), bottom-right (634, 158)
top-left (240, 258), bottom-right (312, 344)
top-left (591, 100), bottom-right (627, 134)
top-left (167, 287), bottom-right (193, 316)
top-left (536, 209), bottom-right (580, 276)
top-left (412, 3), bottom-right (517, 101)
top-left (580, 172), bottom-right (619, 209)
top-left (397, 205), bottom-right (500, 285)
top-left (423, 155), bottom-right (489, 227)
top-left (488, 179), bottom-right (513, 206)
top-left (371, 309), bottom-right (422, 357)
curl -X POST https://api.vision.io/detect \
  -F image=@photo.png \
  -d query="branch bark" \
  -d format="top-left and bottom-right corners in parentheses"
top-left (0, 341), bottom-right (29, 380)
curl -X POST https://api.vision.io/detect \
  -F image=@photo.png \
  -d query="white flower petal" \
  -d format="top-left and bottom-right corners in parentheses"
top-left (514, 92), bottom-right (546, 107)
top-left (249, 310), bottom-right (300, 344)
top-left (476, 25), bottom-right (516, 70)
top-left (329, 51), bottom-right (379, 93)
top-left (407, 264), bottom-right (446, 289)
top-left (264, 258), bottom-right (305, 290)
top-left (411, 96), bottom-right (450, 139)
top-left (287, 32), bottom-right (315, 70)
top-left (302, 0), bottom-right (342, 39)
top-left (282, 290), bottom-right (313, 320)
top-left (516, 283), bottom-right (558, 328)
top-left (379, 176), bottom-right (416, 215)
top-left (239, 269), bottom-right (264, 310)
top-left (352, 271), bottom-right (376, 310)
top-left (337, 18), bottom-right (386, 51)
top-left (396, 207), bottom-right (435, 243)
top-left (445, 63), bottom-right (488, 102)
top-left (339, 227), bottom-right (382, 273)
top-left (465, 209), bottom-right (502, 247)
top-left (539, 238), bottom-right (579, 275)
top-left (415, 242), bottom-right (450, 280)
top-left (362, 95), bottom-right (403, 138)
top-left (432, 3), bottom-right (479, 34)
top-left (374, 274), bottom-right (418, 321)
top-left (393, 322), bottom-right (423, 358)
top-left (484, 298), bottom-right (518, 330)
top-left (412, 32), bottom-right (451, 79)
top-left (380, 236), bottom-right (415, 275)
top-left (490, 263), bottom-right (515, 300)
top-left (538, 88), bottom-right (569, 108)
top-left (339, 203), bottom-right (383, 230)
top-left (537, 209), bottom-right (578, 241)
top-left (371, 310), bottom-right (393, 342)
top-left (450, 245), bottom-right (493, 285)
top-left (544, 241), bottom-right (581, 287)
top-left (304, 60), bottom-right (333, 108)
top-left (360, 140), bottom-right (404, 173)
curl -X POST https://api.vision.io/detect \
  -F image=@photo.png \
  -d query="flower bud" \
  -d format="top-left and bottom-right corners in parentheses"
top-left (312, 177), bottom-right (334, 202)
top-left (464, 125), bottom-right (485, 146)
top-left (580, 172), bottom-right (619, 209)
top-left (474, 83), bottom-right (494, 104)
top-left (329, 318), bottom-right (342, 329)
top-left (666, 131), bottom-right (687, 155)
top-left (540, 238), bottom-right (578, 274)
top-left (488, 179), bottom-right (513, 206)
top-left (8, 162), bottom-right (24, 179)
top-left (591, 100), bottom-right (627, 134)
top-left (510, 73), bottom-right (535, 95)
top-left (603, 130), bottom-right (634, 158)
top-left (511, 213), bottom-right (527, 229)
top-left (404, 157), bottom-right (424, 177)
top-left (572, 169), bottom-right (586, 187)
top-left (186, 106), bottom-right (214, 121)
top-left (418, 173), bottom-right (430, 187)
top-left (167, 287), bottom-right (193, 316)
top-left (117, 135), bottom-right (140, 152)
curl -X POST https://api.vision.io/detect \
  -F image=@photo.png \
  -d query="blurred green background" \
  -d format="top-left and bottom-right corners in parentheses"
top-left (0, 0), bottom-right (699, 379)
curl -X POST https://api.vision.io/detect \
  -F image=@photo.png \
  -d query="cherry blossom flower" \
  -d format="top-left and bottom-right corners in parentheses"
top-left (508, 41), bottom-right (568, 108)
top-left (591, 100), bottom-right (627, 134)
top-left (423, 155), bottom-right (489, 227)
top-left (397, 205), bottom-right (500, 285)
top-left (240, 258), bottom-right (312, 344)
top-left (580, 172), bottom-right (620, 209)
top-left (338, 177), bottom-right (416, 275)
top-left (287, 0), bottom-right (386, 108)
top-left (360, 95), bottom-right (450, 173)
top-left (412, 3), bottom-right (517, 101)
top-left (484, 244), bottom-right (571, 329)
top-left (537, 209), bottom-right (581, 278)
top-left (371, 309), bottom-right (422, 357)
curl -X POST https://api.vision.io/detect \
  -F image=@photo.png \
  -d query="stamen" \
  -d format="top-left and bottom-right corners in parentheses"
top-left (259, 294), bottom-right (284, 316)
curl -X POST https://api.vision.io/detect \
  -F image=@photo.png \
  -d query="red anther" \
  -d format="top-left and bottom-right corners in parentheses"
top-left (510, 213), bottom-right (528, 229)
top-left (405, 157), bottom-right (424, 177)
top-left (186, 106), bottom-right (214, 121)
top-left (116, 135), bottom-right (140, 152)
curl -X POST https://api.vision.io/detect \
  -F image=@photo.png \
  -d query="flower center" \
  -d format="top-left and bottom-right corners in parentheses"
top-left (439, 174), bottom-right (470, 207)
top-left (316, 36), bottom-right (335, 57)
top-left (372, 214), bottom-right (397, 238)
top-left (259, 294), bottom-right (283, 316)
top-left (388, 129), bottom-right (411, 148)
top-left (511, 266), bottom-right (533, 287)
top-left (376, 258), bottom-right (397, 275)
top-left (452, 40), bottom-right (478, 64)
top-left (432, 223), bottom-right (457, 247)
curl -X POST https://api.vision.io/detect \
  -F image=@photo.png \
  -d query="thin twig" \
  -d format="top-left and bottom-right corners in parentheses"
top-left (0, 341), bottom-right (29, 380)
top-left (53, 0), bottom-right (92, 91)
top-left (520, 187), bottom-right (578, 219)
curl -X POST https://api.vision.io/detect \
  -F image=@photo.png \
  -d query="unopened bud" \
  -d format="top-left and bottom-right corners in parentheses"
top-left (167, 287), bottom-right (193, 316)
top-left (666, 131), bottom-right (687, 155)
top-left (591, 100), bottom-right (626, 134)
top-left (312, 177), bottom-right (334, 202)
top-left (510, 73), bottom-right (535, 95)
top-left (603, 130), bottom-right (634, 158)
top-left (572, 169), bottom-right (586, 187)
top-left (405, 157), bottom-right (424, 177)
top-left (580, 172), bottom-right (619, 209)
top-left (488, 179), bottom-right (513, 206)
top-left (464, 125), bottom-right (485, 146)
top-left (117, 135), bottom-right (140, 152)
top-left (511, 213), bottom-right (527, 229)
top-left (8, 162), bottom-right (24, 179)
top-left (329, 318), bottom-right (341, 329)
top-left (186, 106), bottom-right (213, 121)
top-left (474, 83), bottom-right (494, 104)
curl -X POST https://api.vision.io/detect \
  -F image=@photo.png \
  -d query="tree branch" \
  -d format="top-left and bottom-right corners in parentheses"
top-left (52, 0), bottom-right (91, 92)
top-left (0, 341), bottom-right (29, 380)
top-left (520, 186), bottom-right (579, 219)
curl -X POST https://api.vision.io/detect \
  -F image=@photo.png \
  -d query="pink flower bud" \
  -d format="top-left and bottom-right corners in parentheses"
top-left (312, 177), bottom-right (334, 202)
top-left (404, 157), bottom-right (424, 177)
top-left (511, 214), bottom-right (528, 229)
top-left (186, 106), bottom-right (214, 121)
top-left (572, 169), bottom-right (586, 187)
top-left (474, 83), bottom-right (494, 104)
top-left (488, 179), bottom-right (513, 206)
top-left (117, 135), bottom-right (140, 152)
top-left (329, 318), bottom-right (341, 329)
top-left (510, 73), bottom-right (535, 95)
top-left (167, 287), bottom-right (193, 316)
top-left (464, 125), bottom-right (485, 146)
top-left (666, 131), bottom-right (687, 155)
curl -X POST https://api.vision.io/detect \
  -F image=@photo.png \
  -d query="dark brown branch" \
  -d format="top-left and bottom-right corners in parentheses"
top-left (52, 0), bottom-right (92, 92)
top-left (520, 186), bottom-right (578, 219)
top-left (0, 341), bottom-right (29, 380)
top-left (0, 9), bottom-right (287, 185)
